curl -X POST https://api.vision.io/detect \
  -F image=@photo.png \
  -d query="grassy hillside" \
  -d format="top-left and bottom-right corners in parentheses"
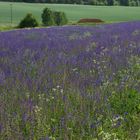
top-left (0, 2), bottom-right (140, 25)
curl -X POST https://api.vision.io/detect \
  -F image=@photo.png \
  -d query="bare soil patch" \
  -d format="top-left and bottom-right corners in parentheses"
top-left (78, 18), bottom-right (104, 23)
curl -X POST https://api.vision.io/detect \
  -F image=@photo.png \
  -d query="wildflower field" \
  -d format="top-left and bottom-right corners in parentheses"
top-left (0, 21), bottom-right (140, 139)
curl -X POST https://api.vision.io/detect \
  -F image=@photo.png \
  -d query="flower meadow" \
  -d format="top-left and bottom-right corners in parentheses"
top-left (0, 21), bottom-right (140, 140)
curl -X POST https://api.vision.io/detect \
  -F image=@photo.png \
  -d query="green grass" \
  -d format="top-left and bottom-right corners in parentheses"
top-left (0, 2), bottom-right (140, 26)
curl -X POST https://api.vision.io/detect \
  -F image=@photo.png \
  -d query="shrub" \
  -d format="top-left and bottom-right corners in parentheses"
top-left (19, 13), bottom-right (39, 28)
top-left (41, 7), bottom-right (55, 26)
top-left (53, 11), bottom-right (68, 26)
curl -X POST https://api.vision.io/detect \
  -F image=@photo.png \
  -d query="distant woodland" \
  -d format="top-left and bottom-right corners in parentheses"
top-left (1, 0), bottom-right (140, 6)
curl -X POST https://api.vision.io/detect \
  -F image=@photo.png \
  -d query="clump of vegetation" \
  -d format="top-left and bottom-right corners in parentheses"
top-left (41, 7), bottom-right (55, 26)
top-left (18, 13), bottom-right (39, 28)
top-left (41, 7), bottom-right (68, 26)
top-left (53, 11), bottom-right (68, 26)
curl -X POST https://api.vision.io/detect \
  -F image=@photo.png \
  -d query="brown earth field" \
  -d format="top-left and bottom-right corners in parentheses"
top-left (78, 18), bottom-right (104, 23)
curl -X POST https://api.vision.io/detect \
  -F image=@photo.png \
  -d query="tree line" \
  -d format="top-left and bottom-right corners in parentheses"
top-left (1, 0), bottom-right (140, 6)
top-left (18, 7), bottom-right (68, 28)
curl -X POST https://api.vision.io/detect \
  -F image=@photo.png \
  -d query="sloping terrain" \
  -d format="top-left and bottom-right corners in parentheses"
top-left (0, 22), bottom-right (140, 139)
top-left (1, 2), bottom-right (140, 25)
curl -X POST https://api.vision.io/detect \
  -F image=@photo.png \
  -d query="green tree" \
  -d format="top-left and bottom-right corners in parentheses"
top-left (53, 11), bottom-right (68, 25)
top-left (41, 7), bottom-right (55, 26)
top-left (107, 0), bottom-right (114, 5)
top-left (18, 13), bottom-right (39, 28)
top-left (119, 0), bottom-right (129, 5)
